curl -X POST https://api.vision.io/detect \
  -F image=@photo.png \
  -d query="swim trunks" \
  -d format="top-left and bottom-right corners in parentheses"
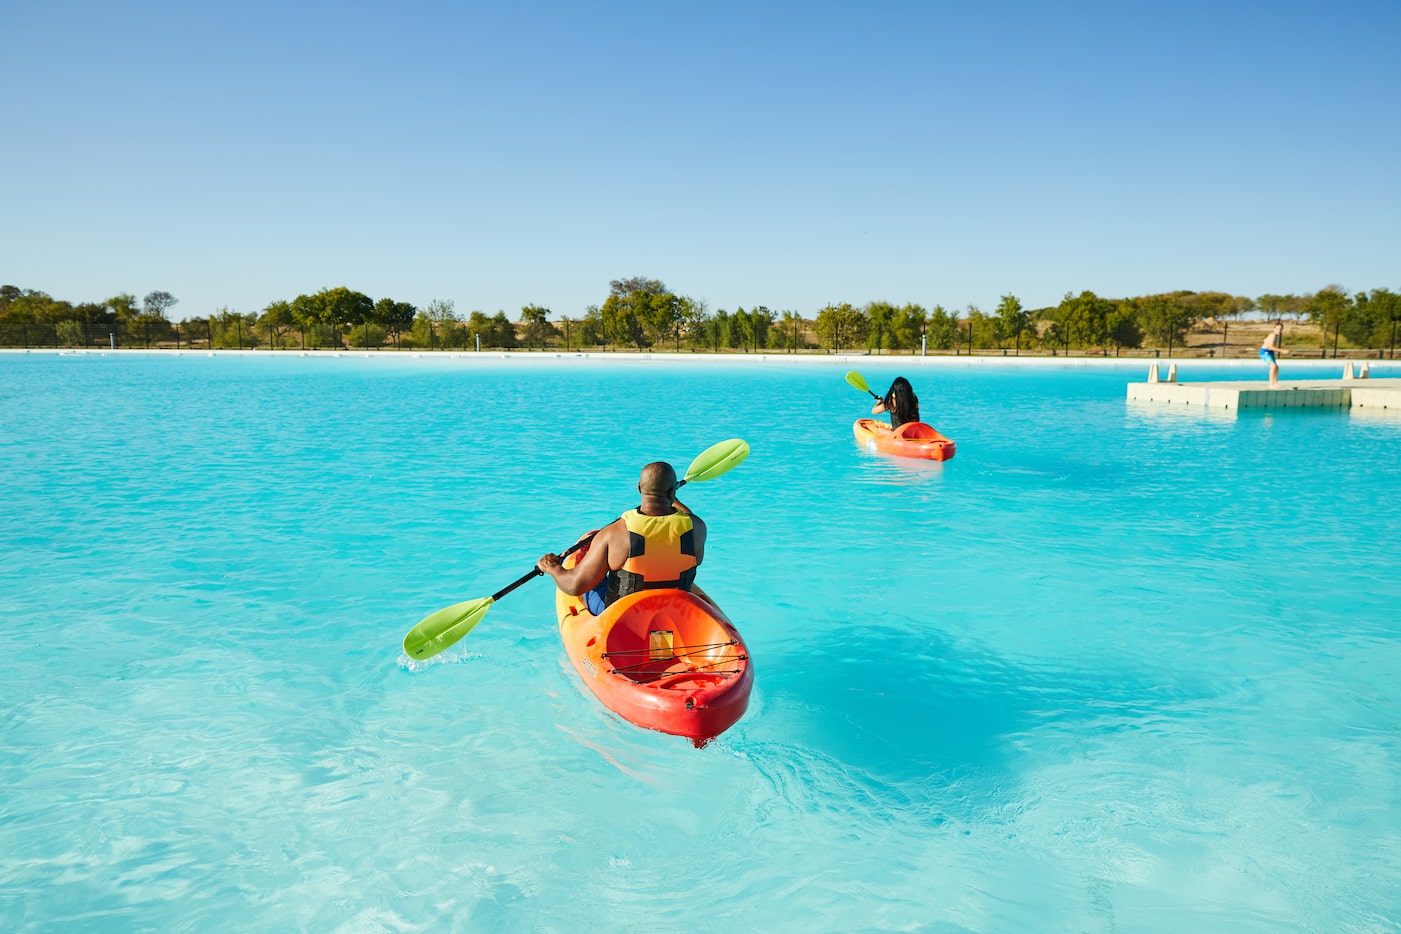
top-left (585, 578), bottom-right (607, 615)
top-left (1259, 348), bottom-right (1276, 364)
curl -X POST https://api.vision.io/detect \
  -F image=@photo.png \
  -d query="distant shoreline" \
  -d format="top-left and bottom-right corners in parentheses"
top-left (3, 346), bottom-right (1395, 373)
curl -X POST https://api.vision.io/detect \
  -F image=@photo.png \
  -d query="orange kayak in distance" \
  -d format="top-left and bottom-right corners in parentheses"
top-left (556, 566), bottom-right (753, 746)
top-left (853, 418), bottom-right (956, 461)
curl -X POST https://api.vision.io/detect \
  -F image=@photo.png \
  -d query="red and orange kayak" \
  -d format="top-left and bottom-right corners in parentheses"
top-left (853, 418), bottom-right (956, 461)
top-left (555, 569), bottom-right (752, 745)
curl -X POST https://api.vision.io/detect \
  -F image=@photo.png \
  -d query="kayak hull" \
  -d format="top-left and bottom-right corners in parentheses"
top-left (853, 418), bottom-right (956, 461)
top-left (556, 578), bottom-right (753, 745)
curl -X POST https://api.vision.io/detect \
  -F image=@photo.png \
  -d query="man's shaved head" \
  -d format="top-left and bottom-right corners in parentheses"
top-left (638, 462), bottom-right (677, 496)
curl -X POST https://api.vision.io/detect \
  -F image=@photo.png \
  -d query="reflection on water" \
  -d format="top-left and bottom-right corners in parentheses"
top-left (1348, 404), bottom-right (1401, 423)
top-left (1125, 396), bottom-right (1238, 425)
top-left (851, 445), bottom-right (950, 486)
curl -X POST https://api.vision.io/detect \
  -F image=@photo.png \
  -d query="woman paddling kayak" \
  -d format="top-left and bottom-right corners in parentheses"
top-left (870, 376), bottom-right (921, 430)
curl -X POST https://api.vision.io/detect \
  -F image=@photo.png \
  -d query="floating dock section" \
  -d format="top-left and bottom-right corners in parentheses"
top-left (1127, 363), bottom-right (1401, 413)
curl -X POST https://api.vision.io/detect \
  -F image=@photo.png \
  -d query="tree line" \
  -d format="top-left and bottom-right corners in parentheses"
top-left (2, 279), bottom-right (1398, 357)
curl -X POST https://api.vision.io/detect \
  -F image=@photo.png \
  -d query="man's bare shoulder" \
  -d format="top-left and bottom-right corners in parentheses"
top-left (599, 516), bottom-right (631, 559)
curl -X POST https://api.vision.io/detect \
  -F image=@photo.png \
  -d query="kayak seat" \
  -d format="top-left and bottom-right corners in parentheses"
top-left (893, 421), bottom-right (940, 440)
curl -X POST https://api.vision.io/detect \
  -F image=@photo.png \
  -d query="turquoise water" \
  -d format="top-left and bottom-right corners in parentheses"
top-left (2, 352), bottom-right (1399, 932)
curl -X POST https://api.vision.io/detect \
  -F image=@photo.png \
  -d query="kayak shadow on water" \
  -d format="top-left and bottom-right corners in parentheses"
top-left (742, 610), bottom-right (1216, 825)
top-left (750, 619), bottom-right (1030, 788)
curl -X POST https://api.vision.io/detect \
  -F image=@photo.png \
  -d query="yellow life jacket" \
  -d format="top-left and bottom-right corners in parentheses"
top-left (605, 508), bottom-right (698, 605)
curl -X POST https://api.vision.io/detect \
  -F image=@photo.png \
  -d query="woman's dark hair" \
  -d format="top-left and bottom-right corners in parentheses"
top-left (885, 377), bottom-right (920, 426)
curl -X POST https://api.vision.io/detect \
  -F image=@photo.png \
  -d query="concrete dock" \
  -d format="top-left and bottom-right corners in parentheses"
top-left (1127, 363), bottom-right (1401, 413)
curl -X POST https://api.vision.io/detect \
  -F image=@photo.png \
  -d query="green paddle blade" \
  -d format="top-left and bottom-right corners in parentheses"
top-left (683, 438), bottom-right (750, 484)
top-left (403, 596), bottom-right (495, 661)
top-left (845, 370), bottom-right (870, 393)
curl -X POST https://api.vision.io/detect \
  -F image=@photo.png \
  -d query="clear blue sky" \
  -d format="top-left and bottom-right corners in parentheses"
top-left (4, 0), bottom-right (1398, 320)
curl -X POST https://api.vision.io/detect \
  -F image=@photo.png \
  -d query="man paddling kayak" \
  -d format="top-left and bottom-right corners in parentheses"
top-left (537, 461), bottom-right (708, 614)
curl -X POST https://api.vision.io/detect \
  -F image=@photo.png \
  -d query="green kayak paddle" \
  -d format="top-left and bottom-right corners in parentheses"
top-left (402, 437), bottom-right (751, 662)
top-left (845, 369), bottom-right (881, 401)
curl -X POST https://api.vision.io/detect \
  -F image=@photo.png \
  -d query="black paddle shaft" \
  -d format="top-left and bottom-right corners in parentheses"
top-left (490, 531), bottom-right (597, 601)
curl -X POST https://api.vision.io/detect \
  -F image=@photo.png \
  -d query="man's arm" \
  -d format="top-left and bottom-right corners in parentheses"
top-left (537, 520), bottom-right (624, 595)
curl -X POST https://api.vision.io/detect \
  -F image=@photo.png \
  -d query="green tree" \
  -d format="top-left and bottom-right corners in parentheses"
top-left (925, 305), bottom-right (958, 350)
top-left (462, 310), bottom-right (490, 349)
top-left (600, 288), bottom-right (664, 349)
top-left (703, 309), bottom-right (733, 352)
top-left (887, 303), bottom-right (927, 352)
top-left (211, 307), bottom-right (256, 349)
top-left (1137, 293), bottom-right (1193, 354)
top-left (748, 306), bottom-right (775, 351)
top-left (105, 293), bottom-right (140, 347)
top-left (597, 277), bottom-right (669, 349)
top-left (994, 294), bottom-right (1031, 354)
top-left (677, 296), bottom-right (708, 351)
top-left (1255, 293), bottom-right (1288, 319)
top-left (578, 305), bottom-right (605, 347)
top-left (1107, 299), bottom-right (1143, 354)
top-left (56, 320), bottom-right (84, 347)
top-left (347, 322), bottom-right (386, 348)
top-left (0, 289), bottom-right (50, 345)
top-left (600, 292), bottom-right (646, 348)
top-left (1176, 291), bottom-right (1233, 322)
top-left (126, 292), bottom-right (177, 347)
top-left (1215, 294), bottom-right (1255, 355)
top-left (1352, 288), bottom-right (1400, 356)
top-left (519, 304), bottom-right (557, 349)
top-left (258, 300), bottom-right (296, 349)
top-left (143, 290), bottom-right (178, 319)
top-left (962, 304), bottom-right (991, 351)
top-left (1038, 321), bottom-right (1066, 353)
top-left (486, 311), bottom-right (517, 349)
top-left (131, 311), bottom-right (175, 347)
top-left (106, 293), bottom-right (139, 322)
top-left (72, 301), bottom-right (114, 347)
top-left (423, 299), bottom-right (458, 349)
top-left (610, 276), bottom-right (665, 297)
top-left (1054, 291), bottom-right (1116, 352)
top-left (864, 302), bottom-right (896, 353)
top-left (772, 310), bottom-right (807, 352)
top-left (728, 305), bottom-right (774, 352)
top-left (181, 316), bottom-right (213, 348)
top-left (32, 296), bottom-right (72, 347)
top-left (1379, 289), bottom-right (1401, 358)
top-left (1308, 286), bottom-right (1352, 358)
top-left (639, 292), bottom-right (683, 348)
top-left (290, 293), bottom-right (323, 347)
top-left (814, 302), bottom-right (867, 352)
top-left (319, 287), bottom-right (374, 348)
top-left (350, 298), bottom-right (381, 349)
top-left (374, 298), bottom-right (416, 348)
top-left (730, 307), bottom-right (751, 351)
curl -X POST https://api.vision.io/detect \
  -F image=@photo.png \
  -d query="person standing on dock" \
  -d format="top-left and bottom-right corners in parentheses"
top-left (1260, 322), bottom-right (1289, 387)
